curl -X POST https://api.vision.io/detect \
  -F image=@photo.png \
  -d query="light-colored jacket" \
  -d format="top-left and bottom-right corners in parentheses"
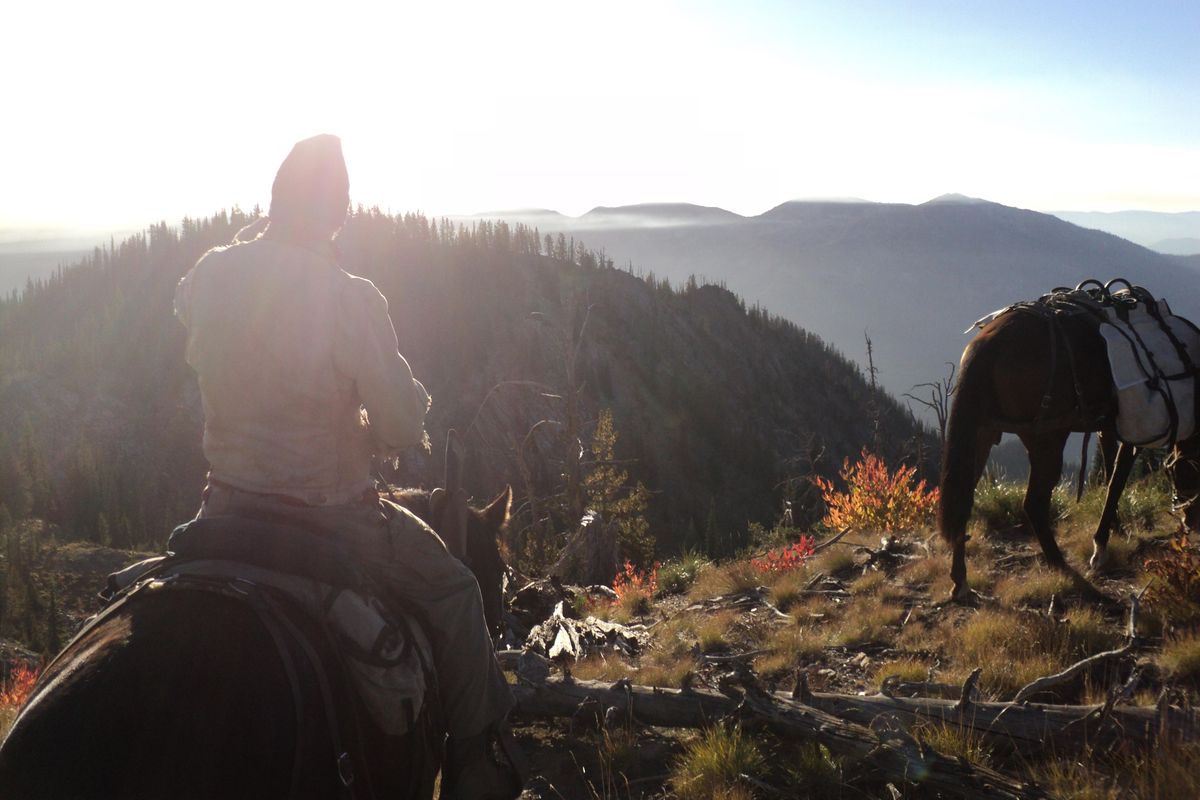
top-left (175, 236), bottom-right (429, 506)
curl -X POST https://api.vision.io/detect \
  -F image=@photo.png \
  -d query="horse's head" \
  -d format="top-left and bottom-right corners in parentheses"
top-left (1168, 436), bottom-right (1200, 532)
top-left (395, 486), bottom-right (512, 639)
top-left (459, 487), bottom-right (512, 640)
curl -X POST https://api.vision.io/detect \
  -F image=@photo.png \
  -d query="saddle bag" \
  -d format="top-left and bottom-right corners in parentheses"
top-left (1096, 294), bottom-right (1200, 448)
top-left (104, 517), bottom-right (434, 736)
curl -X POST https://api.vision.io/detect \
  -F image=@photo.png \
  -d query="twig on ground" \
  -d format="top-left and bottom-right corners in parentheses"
top-left (1012, 643), bottom-right (1135, 704)
top-left (812, 526), bottom-right (853, 554)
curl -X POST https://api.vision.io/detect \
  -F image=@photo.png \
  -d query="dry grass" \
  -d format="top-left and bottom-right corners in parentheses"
top-left (670, 726), bottom-right (765, 800)
top-left (688, 561), bottom-right (762, 601)
top-left (1036, 738), bottom-right (1200, 799)
top-left (849, 570), bottom-right (886, 595)
top-left (810, 547), bottom-right (856, 576)
top-left (1159, 632), bottom-right (1200, 686)
top-left (567, 473), bottom-right (1187, 797)
top-left (828, 596), bottom-right (904, 648)
top-left (912, 720), bottom-right (993, 767)
top-left (994, 567), bottom-right (1074, 608)
top-left (1062, 607), bottom-right (1121, 656)
top-left (948, 609), bottom-right (1066, 699)
top-left (897, 551), bottom-right (949, 588)
top-left (871, 658), bottom-right (931, 688)
top-left (695, 612), bottom-right (740, 654)
top-left (754, 625), bottom-right (828, 678)
top-left (0, 709), bottom-right (15, 741)
top-left (778, 741), bottom-right (844, 799)
top-left (768, 569), bottom-right (814, 612)
top-left (1068, 476), bottom-right (1175, 537)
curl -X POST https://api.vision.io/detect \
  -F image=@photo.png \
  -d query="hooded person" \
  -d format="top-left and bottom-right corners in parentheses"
top-left (174, 134), bottom-right (523, 800)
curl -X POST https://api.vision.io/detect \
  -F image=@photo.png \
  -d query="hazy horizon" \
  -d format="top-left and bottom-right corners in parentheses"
top-left (4, 193), bottom-right (1198, 243)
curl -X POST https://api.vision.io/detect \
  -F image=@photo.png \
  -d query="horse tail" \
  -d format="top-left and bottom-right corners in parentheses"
top-left (938, 343), bottom-right (992, 547)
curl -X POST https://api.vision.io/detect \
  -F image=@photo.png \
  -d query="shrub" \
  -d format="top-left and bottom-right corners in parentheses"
top-left (1, 662), bottom-right (39, 740)
top-left (973, 477), bottom-right (1075, 532)
top-left (814, 449), bottom-right (938, 533)
top-left (972, 479), bottom-right (1026, 531)
top-left (689, 559), bottom-right (763, 600)
top-left (611, 560), bottom-right (659, 617)
top-left (913, 720), bottom-right (992, 767)
top-left (750, 535), bottom-right (815, 573)
top-left (671, 725), bottom-right (766, 800)
top-left (658, 552), bottom-right (707, 596)
top-left (1159, 633), bottom-right (1200, 686)
top-left (1143, 536), bottom-right (1200, 627)
top-left (0, 662), bottom-right (38, 710)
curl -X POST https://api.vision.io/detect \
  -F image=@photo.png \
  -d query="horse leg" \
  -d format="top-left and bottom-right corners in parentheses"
top-left (1097, 428), bottom-right (1119, 483)
top-left (947, 429), bottom-right (998, 603)
top-left (1020, 431), bottom-right (1070, 570)
top-left (1090, 441), bottom-right (1137, 571)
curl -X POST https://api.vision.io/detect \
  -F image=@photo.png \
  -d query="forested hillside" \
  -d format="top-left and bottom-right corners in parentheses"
top-left (475, 198), bottom-right (1200, 404)
top-left (0, 209), bottom-right (930, 562)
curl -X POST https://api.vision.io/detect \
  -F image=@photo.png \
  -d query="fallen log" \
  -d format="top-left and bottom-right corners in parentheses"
top-left (512, 676), bottom-right (1049, 799)
top-left (510, 666), bottom-right (1200, 757)
top-left (800, 686), bottom-right (1198, 756)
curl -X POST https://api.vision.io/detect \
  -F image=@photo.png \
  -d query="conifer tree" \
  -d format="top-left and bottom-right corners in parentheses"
top-left (583, 409), bottom-right (653, 566)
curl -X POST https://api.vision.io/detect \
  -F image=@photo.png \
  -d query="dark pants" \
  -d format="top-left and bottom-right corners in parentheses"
top-left (198, 482), bottom-right (514, 738)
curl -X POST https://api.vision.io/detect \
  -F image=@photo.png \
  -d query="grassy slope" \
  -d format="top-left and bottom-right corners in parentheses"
top-left (3, 477), bottom-right (1199, 797)
top-left (562, 475), bottom-right (1200, 799)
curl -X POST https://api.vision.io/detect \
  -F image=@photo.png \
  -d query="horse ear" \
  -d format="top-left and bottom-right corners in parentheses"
top-left (481, 486), bottom-right (513, 532)
top-left (429, 487), bottom-right (446, 522)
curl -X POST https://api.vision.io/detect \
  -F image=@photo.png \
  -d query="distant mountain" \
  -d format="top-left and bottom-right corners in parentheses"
top-left (0, 238), bottom-right (99, 297)
top-left (0, 210), bottom-right (929, 558)
top-left (581, 203), bottom-right (744, 226)
top-left (1154, 238), bottom-right (1200, 256)
top-left (1052, 210), bottom-right (1200, 253)
top-left (0, 228), bottom-right (139, 298)
top-left (470, 200), bottom-right (1200, 407)
top-left (923, 193), bottom-right (991, 205)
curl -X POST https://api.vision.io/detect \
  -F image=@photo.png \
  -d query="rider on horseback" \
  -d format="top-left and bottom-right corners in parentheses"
top-left (174, 134), bottom-right (522, 800)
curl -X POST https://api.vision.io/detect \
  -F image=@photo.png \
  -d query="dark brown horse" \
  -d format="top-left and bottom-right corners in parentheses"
top-left (939, 302), bottom-right (1200, 603)
top-left (0, 488), bottom-right (512, 800)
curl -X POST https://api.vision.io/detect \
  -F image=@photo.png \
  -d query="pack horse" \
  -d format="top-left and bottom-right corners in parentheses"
top-left (939, 279), bottom-right (1200, 602)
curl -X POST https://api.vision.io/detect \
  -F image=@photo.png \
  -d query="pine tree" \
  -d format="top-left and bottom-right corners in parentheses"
top-left (583, 409), bottom-right (653, 566)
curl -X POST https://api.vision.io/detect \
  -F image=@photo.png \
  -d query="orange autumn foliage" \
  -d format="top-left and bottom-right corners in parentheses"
top-left (1, 662), bottom-right (39, 711)
top-left (814, 449), bottom-right (939, 532)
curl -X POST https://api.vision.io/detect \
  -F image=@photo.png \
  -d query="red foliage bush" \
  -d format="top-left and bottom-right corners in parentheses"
top-left (751, 536), bottom-right (816, 573)
top-left (1, 662), bottom-right (39, 711)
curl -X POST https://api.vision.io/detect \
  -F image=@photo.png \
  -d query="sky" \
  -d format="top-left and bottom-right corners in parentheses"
top-left (2, 0), bottom-right (1198, 235)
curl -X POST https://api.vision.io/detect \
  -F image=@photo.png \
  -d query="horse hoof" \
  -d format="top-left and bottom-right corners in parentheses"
top-left (1088, 544), bottom-right (1110, 573)
top-left (940, 585), bottom-right (977, 607)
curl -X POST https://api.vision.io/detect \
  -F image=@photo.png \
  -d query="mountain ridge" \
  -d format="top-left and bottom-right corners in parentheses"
top-left (0, 210), bottom-right (930, 559)
top-left (464, 198), bottom-right (1200, 405)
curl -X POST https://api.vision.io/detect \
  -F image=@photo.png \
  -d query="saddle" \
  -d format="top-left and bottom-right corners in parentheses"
top-left (102, 516), bottom-right (438, 780)
top-left (971, 279), bottom-right (1200, 445)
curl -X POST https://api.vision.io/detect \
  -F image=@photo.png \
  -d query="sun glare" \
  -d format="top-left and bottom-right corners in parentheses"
top-left (2, 0), bottom-right (1197, 231)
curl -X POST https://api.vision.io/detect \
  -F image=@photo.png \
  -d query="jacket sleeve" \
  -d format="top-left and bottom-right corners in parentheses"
top-left (335, 277), bottom-right (430, 453)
